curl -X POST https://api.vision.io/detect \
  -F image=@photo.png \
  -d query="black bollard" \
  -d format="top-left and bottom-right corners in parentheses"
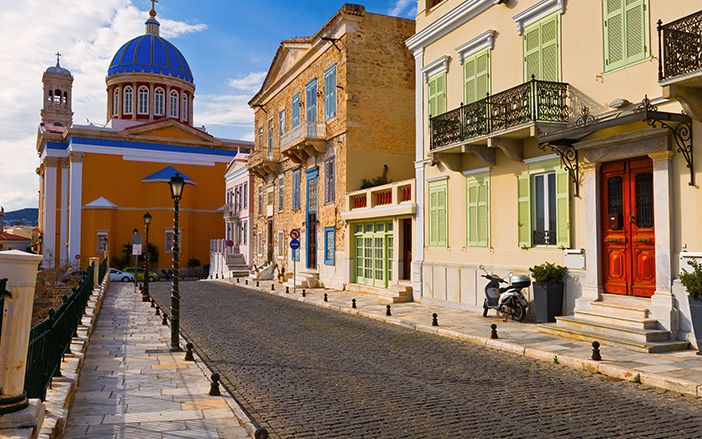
top-left (591, 341), bottom-right (602, 361)
top-left (256, 280), bottom-right (260, 287)
top-left (352, 299), bottom-right (356, 309)
top-left (432, 313), bottom-right (439, 327)
top-left (162, 314), bottom-right (168, 325)
top-left (271, 284), bottom-right (275, 291)
top-left (184, 342), bottom-right (195, 361)
top-left (286, 286), bottom-right (290, 294)
top-left (386, 305), bottom-right (392, 316)
top-left (150, 298), bottom-right (155, 308)
top-left (490, 323), bottom-right (498, 339)
top-left (255, 428), bottom-right (269, 439)
top-left (302, 289), bottom-right (306, 297)
top-left (324, 293), bottom-right (328, 302)
top-left (245, 279), bottom-right (248, 285)
top-left (155, 306), bottom-right (160, 316)
top-left (237, 278), bottom-right (240, 283)
top-left (209, 373), bottom-right (222, 396)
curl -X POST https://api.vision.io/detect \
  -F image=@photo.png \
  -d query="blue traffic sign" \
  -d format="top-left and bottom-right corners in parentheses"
top-left (290, 239), bottom-right (300, 250)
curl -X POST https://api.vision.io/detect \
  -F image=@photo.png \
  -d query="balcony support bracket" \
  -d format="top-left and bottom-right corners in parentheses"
top-left (433, 153), bottom-right (464, 172)
top-left (488, 138), bottom-right (523, 161)
top-left (538, 141), bottom-right (580, 198)
top-left (645, 115), bottom-right (695, 187)
top-left (663, 84), bottom-right (702, 122)
top-left (464, 145), bottom-right (496, 166)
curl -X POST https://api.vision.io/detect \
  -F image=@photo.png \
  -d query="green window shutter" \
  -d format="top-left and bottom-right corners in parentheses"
top-left (429, 183), bottom-right (447, 247)
top-left (555, 168), bottom-right (571, 248)
top-left (624, 0), bottom-right (646, 61)
top-left (464, 50), bottom-right (490, 104)
top-left (464, 58), bottom-right (477, 104)
top-left (540, 16), bottom-right (560, 81)
top-left (524, 25), bottom-right (541, 80)
top-left (467, 181), bottom-right (478, 246)
top-left (437, 73), bottom-right (446, 115)
top-left (604, 0), bottom-right (624, 68)
top-left (517, 174), bottom-right (532, 248)
top-left (466, 174), bottom-right (490, 247)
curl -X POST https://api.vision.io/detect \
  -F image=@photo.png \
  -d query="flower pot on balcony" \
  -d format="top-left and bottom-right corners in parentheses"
top-left (533, 282), bottom-right (564, 323)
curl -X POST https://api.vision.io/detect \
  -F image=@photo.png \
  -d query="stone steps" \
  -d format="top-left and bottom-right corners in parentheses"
top-left (538, 323), bottom-right (689, 353)
top-left (574, 310), bottom-right (658, 330)
top-left (554, 316), bottom-right (671, 343)
top-left (285, 272), bottom-right (320, 288)
top-left (345, 283), bottom-right (413, 303)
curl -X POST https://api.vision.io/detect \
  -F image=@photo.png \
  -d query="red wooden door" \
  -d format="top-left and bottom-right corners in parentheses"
top-left (601, 158), bottom-right (655, 297)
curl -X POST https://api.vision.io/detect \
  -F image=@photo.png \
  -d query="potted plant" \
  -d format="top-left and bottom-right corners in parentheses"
top-left (679, 259), bottom-right (702, 354)
top-left (529, 262), bottom-right (568, 323)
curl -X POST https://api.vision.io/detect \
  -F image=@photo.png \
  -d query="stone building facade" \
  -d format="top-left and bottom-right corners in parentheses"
top-left (248, 4), bottom-right (415, 289)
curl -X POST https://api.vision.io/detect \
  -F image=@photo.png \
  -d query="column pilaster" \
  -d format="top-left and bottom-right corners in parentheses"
top-left (68, 152), bottom-right (84, 264)
top-left (577, 160), bottom-right (603, 310)
top-left (411, 48), bottom-right (425, 302)
top-left (59, 158), bottom-right (69, 265)
top-left (42, 157), bottom-right (59, 266)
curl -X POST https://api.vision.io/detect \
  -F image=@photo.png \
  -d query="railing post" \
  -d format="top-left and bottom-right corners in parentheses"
top-left (89, 257), bottom-right (99, 290)
top-left (657, 19), bottom-right (663, 81)
top-left (459, 102), bottom-right (464, 142)
top-left (0, 250), bottom-right (43, 417)
top-left (531, 74), bottom-right (537, 121)
top-left (485, 92), bottom-right (491, 134)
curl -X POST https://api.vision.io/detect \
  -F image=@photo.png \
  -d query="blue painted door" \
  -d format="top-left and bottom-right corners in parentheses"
top-left (306, 168), bottom-right (319, 269)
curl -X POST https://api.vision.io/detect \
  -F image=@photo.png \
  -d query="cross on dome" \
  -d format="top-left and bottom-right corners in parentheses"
top-left (150, 0), bottom-right (158, 17)
top-left (55, 52), bottom-right (62, 66)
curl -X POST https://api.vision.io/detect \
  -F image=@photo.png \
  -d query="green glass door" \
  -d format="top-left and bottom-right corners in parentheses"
top-left (353, 221), bottom-right (393, 288)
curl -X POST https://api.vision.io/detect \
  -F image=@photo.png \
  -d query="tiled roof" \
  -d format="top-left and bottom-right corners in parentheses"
top-left (0, 232), bottom-right (31, 241)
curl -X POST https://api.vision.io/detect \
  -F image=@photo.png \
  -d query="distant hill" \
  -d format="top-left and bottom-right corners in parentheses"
top-left (3, 208), bottom-right (38, 227)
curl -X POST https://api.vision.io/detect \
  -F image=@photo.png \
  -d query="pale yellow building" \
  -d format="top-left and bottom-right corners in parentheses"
top-left (248, 4), bottom-right (416, 292)
top-left (408, 0), bottom-right (702, 351)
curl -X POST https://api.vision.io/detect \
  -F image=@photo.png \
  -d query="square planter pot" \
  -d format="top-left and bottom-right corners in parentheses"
top-left (688, 296), bottom-right (702, 355)
top-left (534, 282), bottom-right (564, 323)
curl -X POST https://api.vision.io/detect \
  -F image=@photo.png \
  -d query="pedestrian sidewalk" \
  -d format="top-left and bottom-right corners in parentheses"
top-left (64, 283), bottom-right (254, 439)
top-left (227, 278), bottom-right (702, 398)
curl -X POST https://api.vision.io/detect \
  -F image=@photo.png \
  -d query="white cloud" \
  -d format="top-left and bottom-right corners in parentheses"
top-left (388, 0), bottom-right (417, 17)
top-left (0, 1), bottom-right (206, 211)
top-left (226, 71), bottom-right (267, 93)
top-left (195, 94), bottom-right (253, 128)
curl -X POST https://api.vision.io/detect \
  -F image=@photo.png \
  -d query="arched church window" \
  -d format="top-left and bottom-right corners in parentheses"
top-left (124, 86), bottom-right (133, 114)
top-left (182, 94), bottom-right (188, 122)
top-left (63, 92), bottom-right (68, 105)
top-left (138, 86), bottom-right (149, 115)
top-left (54, 89), bottom-right (62, 104)
top-left (48, 90), bottom-right (54, 103)
top-left (154, 88), bottom-right (165, 116)
top-left (169, 90), bottom-right (179, 118)
top-left (113, 88), bottom-right (120, 116)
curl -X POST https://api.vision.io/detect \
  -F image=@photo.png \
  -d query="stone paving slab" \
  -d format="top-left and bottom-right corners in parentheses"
top-left (64, 283), bottom-right (254, 439)
top-left (229, 278), bottom-right (702, 398)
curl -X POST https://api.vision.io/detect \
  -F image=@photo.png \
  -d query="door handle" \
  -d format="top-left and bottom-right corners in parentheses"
top-left (630, 215), bottom-right (636, 223)
top-left (635, 237), bottom-right (652, 243)
top-left (607, 237), bottom-right (623, 243)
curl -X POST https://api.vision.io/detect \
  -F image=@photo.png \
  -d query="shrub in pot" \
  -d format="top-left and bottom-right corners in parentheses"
top-left (680, 259), bottom-right (702, 354)
top-left (529, 262), bottom-right (568, 323)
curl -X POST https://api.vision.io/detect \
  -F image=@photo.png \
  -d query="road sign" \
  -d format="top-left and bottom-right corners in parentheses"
top-left (290, 229), bottom-right (300, 240)
top-left (225, 240), bottom-right (234, 248)
top-left (132, 244), bottom-right (143, 256)
top-left (75, 254), bottom-right (81, 260)
top-left (289, 239), bottom-right (300, 250)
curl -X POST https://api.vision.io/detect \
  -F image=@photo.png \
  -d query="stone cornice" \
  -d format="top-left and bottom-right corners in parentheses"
top-left (406, 0), bottom-right (499, 51)
top-left (422, 55), bottom-right (451, 82)
top-left (455, 30), bottom-right (496, 64)
top-left (512, 0), bottom-right (566, 35)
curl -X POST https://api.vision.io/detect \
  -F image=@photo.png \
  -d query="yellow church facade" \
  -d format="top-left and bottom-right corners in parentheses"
top-left (36, 7), bottom-right (251, 271)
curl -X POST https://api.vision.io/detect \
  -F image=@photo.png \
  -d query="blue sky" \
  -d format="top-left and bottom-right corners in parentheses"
top-left (0, 0), bottom-right (416, 211)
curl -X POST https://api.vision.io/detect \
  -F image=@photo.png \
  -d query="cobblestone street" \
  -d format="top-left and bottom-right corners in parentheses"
top-left (150, 281), bottom-right (702, 438)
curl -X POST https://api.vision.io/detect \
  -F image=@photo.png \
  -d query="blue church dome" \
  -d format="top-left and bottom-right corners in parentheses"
top-left (107, 30), bottom-right (194, 84)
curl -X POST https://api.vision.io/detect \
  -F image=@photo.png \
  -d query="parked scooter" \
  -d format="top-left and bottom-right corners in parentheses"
top-left (479, 264), bottom-right (531, 321)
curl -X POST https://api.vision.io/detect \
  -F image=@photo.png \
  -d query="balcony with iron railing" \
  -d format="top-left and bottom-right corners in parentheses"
top-left (658, 10), bottom-right (702, 84)
top-left (658, 10), bottom-right (702, 120)
top-left (280, 122), bottom-right (327, 164)
top-left (247, 148), bottom-right (281, 179)
top-left (429, 77), bottom-right (570, 155)
top-left (342, 179), bottom-right (416, 221)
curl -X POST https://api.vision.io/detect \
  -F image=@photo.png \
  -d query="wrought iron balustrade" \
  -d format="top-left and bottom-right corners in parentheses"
top-left (430, 78), bottom-right (569, 150)
top-left (658, 10), bottom-right (702, 81)
top-left (24, 261), bottom-right (106, 400)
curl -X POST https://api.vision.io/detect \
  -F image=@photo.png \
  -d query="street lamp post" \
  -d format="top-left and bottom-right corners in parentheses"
top-left (143, 212), bottom-right (152, 302)
top-left (168, 173), bottom-right (185, 352)
top-left (132, 228), bottom-right (139, 297)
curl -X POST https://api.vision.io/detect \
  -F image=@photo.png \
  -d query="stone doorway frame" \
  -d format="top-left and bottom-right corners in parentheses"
top-left (576, 128), bottom-right (677, 334)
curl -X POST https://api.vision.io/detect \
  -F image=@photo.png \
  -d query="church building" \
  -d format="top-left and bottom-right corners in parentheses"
top-left (35, 5), bottom-right (252, 271)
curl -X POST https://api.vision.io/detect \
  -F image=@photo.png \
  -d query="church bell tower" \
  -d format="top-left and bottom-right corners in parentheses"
top-left (41, 53), bottom-right (73, 127)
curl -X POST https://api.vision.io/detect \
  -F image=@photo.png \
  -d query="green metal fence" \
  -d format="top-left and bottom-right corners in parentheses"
top-left (0, 278), bottom-right (9, 341)
top-left (23, 260), bottom-right (106, 400)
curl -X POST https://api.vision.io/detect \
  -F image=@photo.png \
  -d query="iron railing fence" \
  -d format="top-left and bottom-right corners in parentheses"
top-left (658, 10), bottom-right (702, 81)
top-left (24, 261), bottom-right (105, 400)
top-left (0, 279), bottom-right (9, 341)
top-left (430, 77), bottom-right (570, 151)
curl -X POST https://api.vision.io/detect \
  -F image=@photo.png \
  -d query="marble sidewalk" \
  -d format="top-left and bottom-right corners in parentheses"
top-left (229, 278), bottom-right (702, 398)
top-left (64, 283), bottom-right (254, 439)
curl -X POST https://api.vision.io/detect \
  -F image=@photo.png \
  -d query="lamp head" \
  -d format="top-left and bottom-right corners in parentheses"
top-left (169, 173), bottom-right (185, 199)
top-left (144, 211), bottom-right (152, 225)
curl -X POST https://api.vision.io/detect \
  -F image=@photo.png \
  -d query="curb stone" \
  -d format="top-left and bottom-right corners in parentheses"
top-left (226, 280), bottom-right (702, 399)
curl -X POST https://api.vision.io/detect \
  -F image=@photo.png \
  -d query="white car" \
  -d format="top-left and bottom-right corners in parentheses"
top-left (110, 268), bottom-right (134, 282)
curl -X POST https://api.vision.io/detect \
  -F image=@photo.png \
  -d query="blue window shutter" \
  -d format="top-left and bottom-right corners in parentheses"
top-left (324, 227), bottom-right (335, 265)
top-left (292, 93), bottom-right (300, 127)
